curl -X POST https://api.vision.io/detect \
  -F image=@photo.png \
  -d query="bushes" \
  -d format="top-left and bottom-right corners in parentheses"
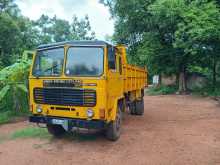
top-left (0, 61), bottom-right (30, 111)
top-left (191, 85), bottom-right (220, 97)
top-left (0, 111), bottom-right (29, 125)
top-left (0, 51), bottom-right (33, 124)
top-left (10, 127), bottom-right (50, 139)
top-left (147, 85), bottom-right (178, 95)
top-left (147, 83), bottom-right (220, 97)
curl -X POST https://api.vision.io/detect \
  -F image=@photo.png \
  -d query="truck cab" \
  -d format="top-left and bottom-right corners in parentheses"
top-left (29, 41), bottom-right (147, 141)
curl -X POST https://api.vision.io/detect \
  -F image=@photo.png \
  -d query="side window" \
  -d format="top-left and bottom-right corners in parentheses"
top-left (27, 52), bottom-right (34, 60)
top-left (108, 46), bottom-right (116, 70)
top-left (119, 56), bottom-right (122, 75)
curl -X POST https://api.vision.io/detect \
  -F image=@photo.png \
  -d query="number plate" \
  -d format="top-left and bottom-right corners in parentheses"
top-left (51, 119), bottom-right (69, 131)
top-left (52, 119), bottom-right (65, 125)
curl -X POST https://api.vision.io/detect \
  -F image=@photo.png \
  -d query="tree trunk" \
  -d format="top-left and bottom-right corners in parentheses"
top-left (155, 74), bottom-right (162, 87)
top-left (178, 66), bottom-right (187, 94)
top-left (158, 74), bottom-right (162, 86)
top-left (176, 72), bottom-right (179, 87)
top-left (212, 57), bottom-right (216, 92)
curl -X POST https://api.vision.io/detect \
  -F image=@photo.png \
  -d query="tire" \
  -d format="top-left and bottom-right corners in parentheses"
top-left (105, 105), bottom-right (122, 141)
top-left (47, 124), bottom-right (66, 137)
top-left (130, 101), bottom-right (136, 115)
top-left (135, 98), bottom-right (144, 115)
top-left (119, 100), bottom-right (126, 120)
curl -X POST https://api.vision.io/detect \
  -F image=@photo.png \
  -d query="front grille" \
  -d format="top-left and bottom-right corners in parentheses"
top-left (43, 80), bottom-right (82, 88)
top-left (34, 88), bottom-right (96, 107)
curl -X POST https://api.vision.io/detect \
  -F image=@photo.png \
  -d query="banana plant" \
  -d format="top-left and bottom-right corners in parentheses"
top-left (0, 51), bottom-right (34, 112)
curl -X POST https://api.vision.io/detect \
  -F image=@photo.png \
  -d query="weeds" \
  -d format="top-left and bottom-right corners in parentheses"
top-left (10, 127), bottom-right (51, 139)
top-left (190, 83), bottom-right (220, 97)
top-left (0, 111), bottom-right (29, 125)
top-left (146, 85), bottom-right (177, 95)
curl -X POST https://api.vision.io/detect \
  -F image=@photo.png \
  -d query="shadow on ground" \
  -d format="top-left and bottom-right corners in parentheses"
top-left (51, 129), bottom-right (106, 142)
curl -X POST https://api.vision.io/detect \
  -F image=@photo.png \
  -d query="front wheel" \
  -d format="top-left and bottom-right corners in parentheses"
top-left (47, 124), bottom-right (66, 137)
top-left (105, 105), bottom-right (122, 141)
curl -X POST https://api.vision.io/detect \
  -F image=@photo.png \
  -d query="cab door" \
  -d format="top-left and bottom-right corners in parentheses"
top-left (106, 46), bottom-right (123, 115)
top-left (116, 50), bottom-right (124, 96)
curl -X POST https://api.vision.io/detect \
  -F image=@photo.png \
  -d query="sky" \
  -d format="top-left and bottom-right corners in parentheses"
top-left (15, 0), bottom-right (114, 40)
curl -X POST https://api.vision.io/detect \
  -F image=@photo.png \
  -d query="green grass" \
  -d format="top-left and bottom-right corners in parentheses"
top-left (146, 85), bottom-right (177, 95)
top-left (10, 127), bottom-right (97, 141)
top-left (10, 126), bottom-right (51, 140)
top-left (0, 111), bottom-right (29, 125)
top-left (146, 84), bottom-right (220, 97)
top-left (0, 111), bottom-right (16, 124)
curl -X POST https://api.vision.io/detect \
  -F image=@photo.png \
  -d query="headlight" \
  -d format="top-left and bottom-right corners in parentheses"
top-left (36, 105), bottom-right (42, 113)
top-left (87, 109), bottom-right (94, 118)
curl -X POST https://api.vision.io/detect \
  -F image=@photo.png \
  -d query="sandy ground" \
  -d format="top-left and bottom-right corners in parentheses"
top-left (0, 95), bottom-right (220, 165)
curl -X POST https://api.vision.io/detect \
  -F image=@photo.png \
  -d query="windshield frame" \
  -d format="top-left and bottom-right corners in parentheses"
top-left (64, 46), bottom-right (105, 77)
top-left (32, 46), bottom-right (65, 77)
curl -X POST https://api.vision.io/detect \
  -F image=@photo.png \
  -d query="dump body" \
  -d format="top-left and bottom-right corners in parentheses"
top-left (123, 64), bottom-right (146, 93)
top-left (28, 41), bottom-right (147, 140)
top-left (118, 45), bottom-right (147, 95)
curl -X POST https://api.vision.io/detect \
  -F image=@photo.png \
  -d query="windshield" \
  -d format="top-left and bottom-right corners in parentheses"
top-left (65, 47), bottom-right (104, 76)
top-left (32, 48), bottom-right (64, 77)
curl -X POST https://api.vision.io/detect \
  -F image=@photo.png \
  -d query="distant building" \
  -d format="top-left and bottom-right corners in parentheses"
top-left (153, 75), bottom-right (159, 85)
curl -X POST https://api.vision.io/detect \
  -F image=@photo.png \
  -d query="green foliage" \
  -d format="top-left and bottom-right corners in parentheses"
top-left (71, 15), bottom-right (96, 40)
top-left (0, 110), bottom-right (28, 125)
top-left (174, 1), bottom-right (220, 58)
top-left (147, 85), bottom-right (178, 95)
top-left (0, 12), bottom-right (21, 65)
top-left (103, 0), bottom-right (220, 92)
top-left (0, 85), bottom-right (10, 101)
top-left (34, 14), bottom-right (96, 44)
top-left (10, 127), bottom-right (51, 139)
top-left (0, 0), bottom-right (21, 17)
top-left (0, 111), bottom-right (15, 124)
top-left (52, 17), bottom-right (71, 42)
top-left (191, 86), bottom-right (220, 97)
top-left (0, 1), bottom-right (96, 68)
top-left (0, 51), bottom-right (33, 114)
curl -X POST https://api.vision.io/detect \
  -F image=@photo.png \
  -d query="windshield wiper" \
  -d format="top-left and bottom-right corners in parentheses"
top-left (44, 64), bottom-right (58, 73)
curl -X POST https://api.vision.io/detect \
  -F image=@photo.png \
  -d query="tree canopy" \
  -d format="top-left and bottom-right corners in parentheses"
top-left (0, 0), bottom-right (96, 67)
top-left (101, 0), bottom-right (220, 92)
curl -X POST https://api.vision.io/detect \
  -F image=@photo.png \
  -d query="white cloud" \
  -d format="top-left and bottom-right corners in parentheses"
top-left (15, 0), bottom-right (114, 40)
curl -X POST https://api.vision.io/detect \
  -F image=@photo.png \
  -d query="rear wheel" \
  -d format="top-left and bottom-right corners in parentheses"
top-left (47, 124), bottom-right (66, 137)
top-left (130, 101), bottom-right (136, 115)
top-left (135, 98), bottom-right (144, 115)
top-left (105, 105), bottom-right (122, 141)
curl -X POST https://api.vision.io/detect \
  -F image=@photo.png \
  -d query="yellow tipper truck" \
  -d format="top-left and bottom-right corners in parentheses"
top-left (29, 41), bottom-right (147, 141)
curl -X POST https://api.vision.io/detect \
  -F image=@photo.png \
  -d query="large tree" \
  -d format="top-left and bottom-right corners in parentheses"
top-left (101, 0), bottom-right (220, 92)
top-left (71, 15), bottom-right (95, 40)
top-left (34, 14), bottom-right (96, 44)
top-left (174, 1), bottom-right (220, 91)
top-left (0, 13), bottom-right (21, 66)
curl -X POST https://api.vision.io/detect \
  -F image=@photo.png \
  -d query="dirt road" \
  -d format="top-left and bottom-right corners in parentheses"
top-left (0, 95), bottom-right (220, 165)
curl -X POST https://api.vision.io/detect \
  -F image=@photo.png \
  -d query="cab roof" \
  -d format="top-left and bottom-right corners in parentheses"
top-left (37, 40), bottom-right (114, 49)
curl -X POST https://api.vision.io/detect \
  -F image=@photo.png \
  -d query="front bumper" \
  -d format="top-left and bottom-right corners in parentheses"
top-left (29, 116), bottom-right (105, 131)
